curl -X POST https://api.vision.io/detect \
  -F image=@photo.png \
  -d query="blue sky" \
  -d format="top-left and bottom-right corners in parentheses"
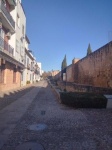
top-left (22, 0), bottom-right (112, 71)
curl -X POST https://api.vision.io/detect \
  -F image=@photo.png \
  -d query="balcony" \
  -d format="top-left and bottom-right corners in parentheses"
top-left (7, 0), bottom-right (16, 10)
top-left (0, 36), bottom-right (14, 57)
top-left (0, 0), bottom-right (15, 33)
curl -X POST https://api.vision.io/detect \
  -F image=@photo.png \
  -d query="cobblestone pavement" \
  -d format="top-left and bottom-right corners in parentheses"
top-left (0, 80), bottom-right (112, 150)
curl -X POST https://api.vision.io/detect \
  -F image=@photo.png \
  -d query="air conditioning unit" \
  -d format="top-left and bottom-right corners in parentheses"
top-left (6, 32), bottom-right (11, 39)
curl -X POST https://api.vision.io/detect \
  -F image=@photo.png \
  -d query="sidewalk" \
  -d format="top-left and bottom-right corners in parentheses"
top-left (0, 82), bottom-right (37, 98)
top-left (0, 81), bottom-right (45, 149)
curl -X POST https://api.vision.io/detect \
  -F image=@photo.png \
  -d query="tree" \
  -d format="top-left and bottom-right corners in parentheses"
top-left (63, 55), bottom-right (67, 69)
top-left (61, 55), bottom-right (67, 70)
top-left (61, 55), bottom-right (67, 80)
top-left (87, 43), bottom-right (92, 56)
top-left (61, 60), bottom-right (63, 71)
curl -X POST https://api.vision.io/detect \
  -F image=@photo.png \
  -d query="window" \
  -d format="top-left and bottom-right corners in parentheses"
top-left (22, 25), bottom-right (24, 35)
top-left (13, 68), bottom-right (16, 83)
top-left (16, 40), bottom-right (19, 53)
top-left (27, 58), bottom-right (29, 66)
top-left (0, 29), bottom-right (4, 49)
top-left (24, 54), bottom-right (26, 66)
top-left (17, 14), bottom-right (20, 27)
top-left (31, 62), bottom-right (33, 71)
top-left (20, 47), bottom-right (24, 56)
top-left (0, 29), bottom-right (5, 38)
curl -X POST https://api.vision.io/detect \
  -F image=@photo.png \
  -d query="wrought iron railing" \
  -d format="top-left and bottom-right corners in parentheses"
top-left (0, 1), bottom-right (15, 28)
top-left (0, 36), bottom-right (14, 56)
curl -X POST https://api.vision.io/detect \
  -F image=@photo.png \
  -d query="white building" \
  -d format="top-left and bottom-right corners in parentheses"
top-left (10, 0), bottom-right (26, 63)
top-left (0, 0), bottom-right (41, 91)
top-left (10, 0), bottom-right (26, 86)
top-left (24, 35), bottom-right (41, 85)
top-left (0, 0), bottom-right (25, 92)
top-left (22, 35), bottom-right (33, 86)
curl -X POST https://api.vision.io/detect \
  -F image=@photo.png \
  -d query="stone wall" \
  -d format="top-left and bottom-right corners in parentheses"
top-left (55, 41), bottom-right (112, 89)
top-left (66, 64), bottom-right (73, 82)
top-left (51, 70), bottom-right (60, 77)
top-left (54, 71), bottom-right (61, 80)
top-left (58, 81), bottom-right (112, 94)
top-left (73, 41), bottom-right (112, 88)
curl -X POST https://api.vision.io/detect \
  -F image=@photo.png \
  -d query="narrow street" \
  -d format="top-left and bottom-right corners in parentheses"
top-left (0, 80), bottom-right (112, 150)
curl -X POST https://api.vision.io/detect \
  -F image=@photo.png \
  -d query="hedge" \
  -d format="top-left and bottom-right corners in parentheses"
top-left (60, 92), bottom-right (107, 108)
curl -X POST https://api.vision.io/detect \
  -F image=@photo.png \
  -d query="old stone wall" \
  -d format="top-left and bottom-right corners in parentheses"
top-left (66, 64), bottom-right (73, 82)
top-left (54, 71), bottom-right (61, 80)
top-left (58, 81), bottom-right (112, 94)
top-left (73, 41), bottom-right (112, 88)
top-left (55, 41), bottom-right (112, 89)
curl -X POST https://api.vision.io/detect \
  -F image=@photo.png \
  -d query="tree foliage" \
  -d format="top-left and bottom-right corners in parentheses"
top-left (61, 55), bottom-right (67, 70)
top-left (87, 43), bottom-right (92, 56)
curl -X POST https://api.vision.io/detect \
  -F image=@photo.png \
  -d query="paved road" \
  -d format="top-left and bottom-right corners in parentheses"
top-left (0, 80), bottom-right (112, 150)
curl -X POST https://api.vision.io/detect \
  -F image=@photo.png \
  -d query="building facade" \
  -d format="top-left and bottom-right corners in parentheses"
top-left (24, 35), bottom-right (41, 85)
top-left (0, 0), bottom-right (25, 92)
top-left (0, 0), bottom-right (42, 92)
top-left (24, 35), bottom-right (34, 85)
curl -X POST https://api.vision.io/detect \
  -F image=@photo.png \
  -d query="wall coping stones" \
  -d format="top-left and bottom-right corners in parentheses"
top-left (104, 95), bottom-right (112, 108)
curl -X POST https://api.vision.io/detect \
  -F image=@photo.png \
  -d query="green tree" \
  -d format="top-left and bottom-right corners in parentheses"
top-left (63, 55), bottom-right (67, 69)
top-left (61, 55), bottom-right (67, 79)
top-left (61, 60), bottom-right (64, 70)
top-left (87, 43), bottom-right (92, 56)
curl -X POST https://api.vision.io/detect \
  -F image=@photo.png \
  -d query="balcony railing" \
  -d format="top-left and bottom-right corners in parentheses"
top-left (0, 36), bottom-right (14, 56)
top-left (0, 1), bottom-right (15, 29)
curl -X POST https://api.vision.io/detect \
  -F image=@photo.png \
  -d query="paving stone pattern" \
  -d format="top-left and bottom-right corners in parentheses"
top-left (0, 81), bottom-right (112, 150)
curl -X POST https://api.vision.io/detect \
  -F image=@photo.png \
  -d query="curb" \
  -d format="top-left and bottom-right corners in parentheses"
top-left (48, 81), bottom-right (62, 103)
top-left (104, 95), bottom-right (112, 108)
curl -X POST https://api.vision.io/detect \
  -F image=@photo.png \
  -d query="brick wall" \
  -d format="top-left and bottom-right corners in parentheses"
top-left (0, 61), bottom-right (21, 92)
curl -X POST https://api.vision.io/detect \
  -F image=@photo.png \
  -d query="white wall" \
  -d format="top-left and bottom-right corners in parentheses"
top-left (37, 62), bottom-right (42, 75)
top-left (10, 0), bottom-right (26, 64)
